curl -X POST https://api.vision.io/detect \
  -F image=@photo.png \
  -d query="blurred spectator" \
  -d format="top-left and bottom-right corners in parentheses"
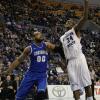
top-left (0, 75), bottom-right (17, 100)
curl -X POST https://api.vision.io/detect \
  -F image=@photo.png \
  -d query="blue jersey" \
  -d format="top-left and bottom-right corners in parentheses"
top-left (16, 42), bottom-right (48, 99)
top-left (28, 42), bottom-right (48, 74)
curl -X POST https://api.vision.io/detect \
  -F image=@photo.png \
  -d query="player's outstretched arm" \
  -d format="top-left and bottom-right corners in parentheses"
top-left (45, 42), bottom-right (65, 59)
top-left (45, 42), bottom-right (56, 50)
top-left (3, 46), bottom-right (31, 75)
top-left (74, 0), bottom-right (89, 37)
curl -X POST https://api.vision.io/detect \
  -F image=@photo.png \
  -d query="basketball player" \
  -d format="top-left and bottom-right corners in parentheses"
top-left (3, 31), bottom-right (58, 100)
top-left (60, 0), bottom-right (93, 100)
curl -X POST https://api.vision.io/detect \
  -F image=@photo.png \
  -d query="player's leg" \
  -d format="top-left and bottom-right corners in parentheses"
top-left (36, 77), bottom-right (47, 100)
top-left (80, 54), bottom-right (93, 100)
top-left (67, 60), bottom-right (81, 100)
top-left (16, 75), bottom-right (34, 100)
top-left (73, 90), bottom-right (80, 100)
top-left (91, 79), bottom-right (96, 100)
top-left (85, 85), bottom-right (93, 100)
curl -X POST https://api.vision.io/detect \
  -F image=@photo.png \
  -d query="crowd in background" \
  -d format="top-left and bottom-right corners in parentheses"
top-left (0, 0), bottom-right (100, 99)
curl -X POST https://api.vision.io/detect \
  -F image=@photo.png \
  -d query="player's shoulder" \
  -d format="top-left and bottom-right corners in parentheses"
top-left (66, 28), bottom-right (75, 34)
top-left (23, 46), bottom-right (31, 54)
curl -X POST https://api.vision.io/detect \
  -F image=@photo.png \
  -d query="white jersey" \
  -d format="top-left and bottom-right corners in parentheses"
top-left (60, 28), bottom-right (82, 60)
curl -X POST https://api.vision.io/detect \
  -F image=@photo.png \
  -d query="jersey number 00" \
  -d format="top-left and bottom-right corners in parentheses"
top-left (37, 56), bottom-right (46, 62)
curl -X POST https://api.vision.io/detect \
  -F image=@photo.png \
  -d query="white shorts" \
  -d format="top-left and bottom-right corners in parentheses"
top-left (67, 54), bottom-right (92, 91)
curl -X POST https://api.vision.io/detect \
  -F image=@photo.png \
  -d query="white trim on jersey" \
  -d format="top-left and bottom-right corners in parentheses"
top-left (29, 46), bottom-right (32, 55)
top-left (33, 42), bottom-right (43, 48)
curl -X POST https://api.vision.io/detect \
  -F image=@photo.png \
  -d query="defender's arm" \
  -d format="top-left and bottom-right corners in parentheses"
top-left (45, 42), bottom-right (56, 50)
top-left (45, 42), bottom-right (65, 59)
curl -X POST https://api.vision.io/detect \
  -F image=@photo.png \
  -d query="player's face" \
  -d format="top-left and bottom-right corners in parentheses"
top-left (33, 32), bottom-right (43, 42)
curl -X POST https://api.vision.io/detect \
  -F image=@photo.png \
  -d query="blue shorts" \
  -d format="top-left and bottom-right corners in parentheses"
top-left (16, 73), bottom-right (47, 100)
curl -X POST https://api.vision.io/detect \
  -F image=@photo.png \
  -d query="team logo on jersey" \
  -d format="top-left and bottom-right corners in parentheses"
top-left (52, 86), bottom-right (66, 97)
top-left (34, 50), bottom-right (48, 56)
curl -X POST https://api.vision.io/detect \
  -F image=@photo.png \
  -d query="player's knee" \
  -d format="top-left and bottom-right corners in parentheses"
top-left (16, 96), bottom-right (25, 100)
top-left (85, 85), bottom-right (92, 97)
top-left (16, 93), bottom-right (26, 100)
top-left (16, 94), bottom-right (25, 100)
top-left (73, 90), bottom-right (80, 100)
top-left (85, 85), bottom-right (91, 90)
top-left (37, 91), bottom-right (45, 100)
top-left (85, 85), bottom-right (92, 93)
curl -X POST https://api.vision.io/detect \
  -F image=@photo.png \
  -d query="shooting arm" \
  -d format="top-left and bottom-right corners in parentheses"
top-left (74, 0), bottom-right (89, 37)
top-left (7, 47), bottom-right (31, 73)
